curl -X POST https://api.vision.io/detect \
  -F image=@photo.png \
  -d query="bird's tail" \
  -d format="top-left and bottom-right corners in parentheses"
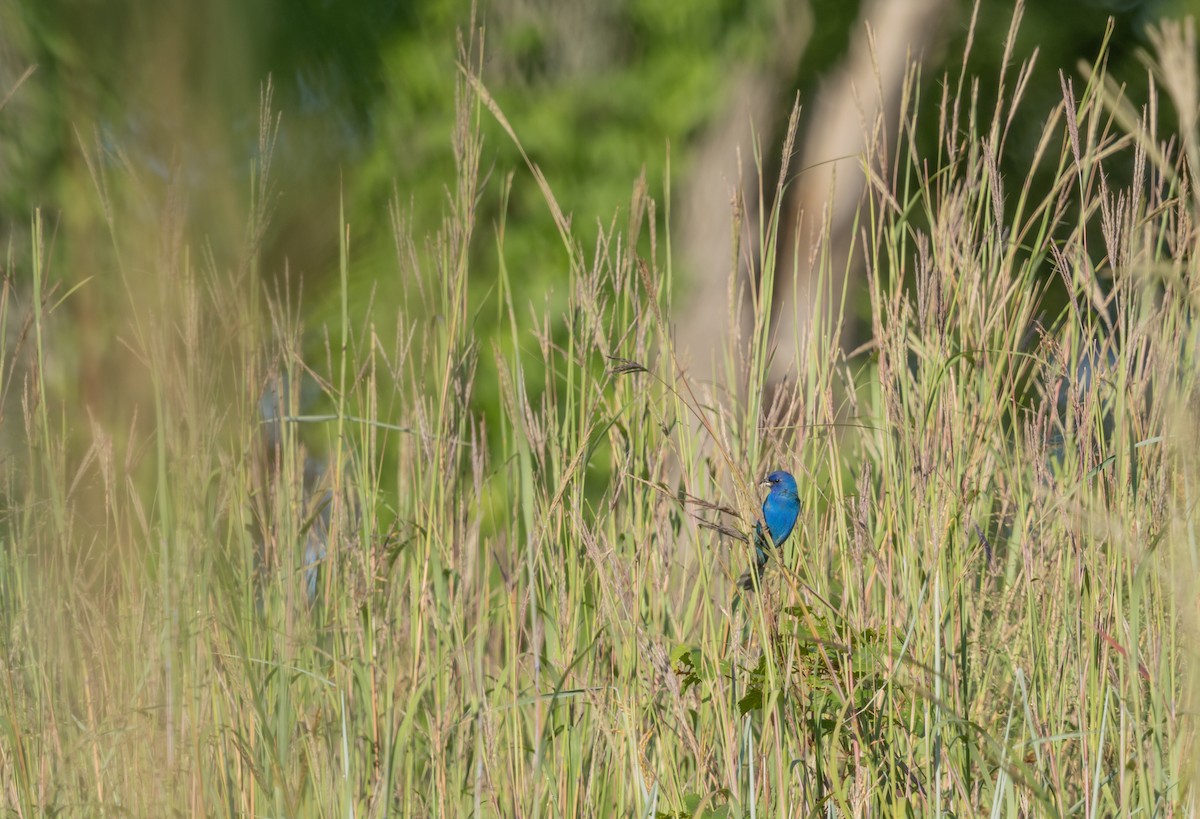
top-left (736, 564), bottom-right (763, 592)
top-left (736, 538), bottom-right (771, 592)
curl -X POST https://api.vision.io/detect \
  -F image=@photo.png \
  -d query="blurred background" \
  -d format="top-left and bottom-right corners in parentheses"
top-left (0, 0), bottom-right (1187, 448)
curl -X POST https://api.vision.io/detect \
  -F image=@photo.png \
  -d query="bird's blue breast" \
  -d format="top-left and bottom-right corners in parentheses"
top-left (762, 489), bottom-right (799, 545)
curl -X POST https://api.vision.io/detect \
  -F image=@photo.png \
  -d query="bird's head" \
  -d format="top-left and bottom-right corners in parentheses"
top-left (761, 470), bottom-right (799, 496)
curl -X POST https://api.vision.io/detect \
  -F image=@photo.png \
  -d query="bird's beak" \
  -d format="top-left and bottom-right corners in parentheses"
top-left (758, 477), bottom-right (772, 490)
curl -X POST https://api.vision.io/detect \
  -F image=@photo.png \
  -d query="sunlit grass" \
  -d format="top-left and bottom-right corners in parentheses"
top-left (1, 12), bottom-right (1198, 818)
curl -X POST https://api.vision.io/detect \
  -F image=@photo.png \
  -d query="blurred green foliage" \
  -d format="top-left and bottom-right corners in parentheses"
top-left (0, 0), bottom-right (1180, 436)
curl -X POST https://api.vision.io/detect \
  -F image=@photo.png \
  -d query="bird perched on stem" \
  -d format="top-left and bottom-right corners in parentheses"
top-left (738, 470), bottom-right (800, 591)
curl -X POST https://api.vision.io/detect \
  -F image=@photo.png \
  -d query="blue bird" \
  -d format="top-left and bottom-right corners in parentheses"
top-left (738, 470), bottom-right (800, 591)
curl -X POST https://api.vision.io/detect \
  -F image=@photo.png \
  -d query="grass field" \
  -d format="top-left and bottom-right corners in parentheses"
top-left (1, 14), bottom-right (1198, 818)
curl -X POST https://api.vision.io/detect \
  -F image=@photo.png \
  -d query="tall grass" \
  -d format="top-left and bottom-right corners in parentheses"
top-left (1, 10), bottom-right (1198, 817)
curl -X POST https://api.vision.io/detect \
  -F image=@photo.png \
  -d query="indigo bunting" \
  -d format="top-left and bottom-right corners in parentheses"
top-left (738, 470), bottom-right (800, 591)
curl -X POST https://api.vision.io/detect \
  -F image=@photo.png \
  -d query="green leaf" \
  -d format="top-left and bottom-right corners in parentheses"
top-left (738, 686), bottom-right (763, 714)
